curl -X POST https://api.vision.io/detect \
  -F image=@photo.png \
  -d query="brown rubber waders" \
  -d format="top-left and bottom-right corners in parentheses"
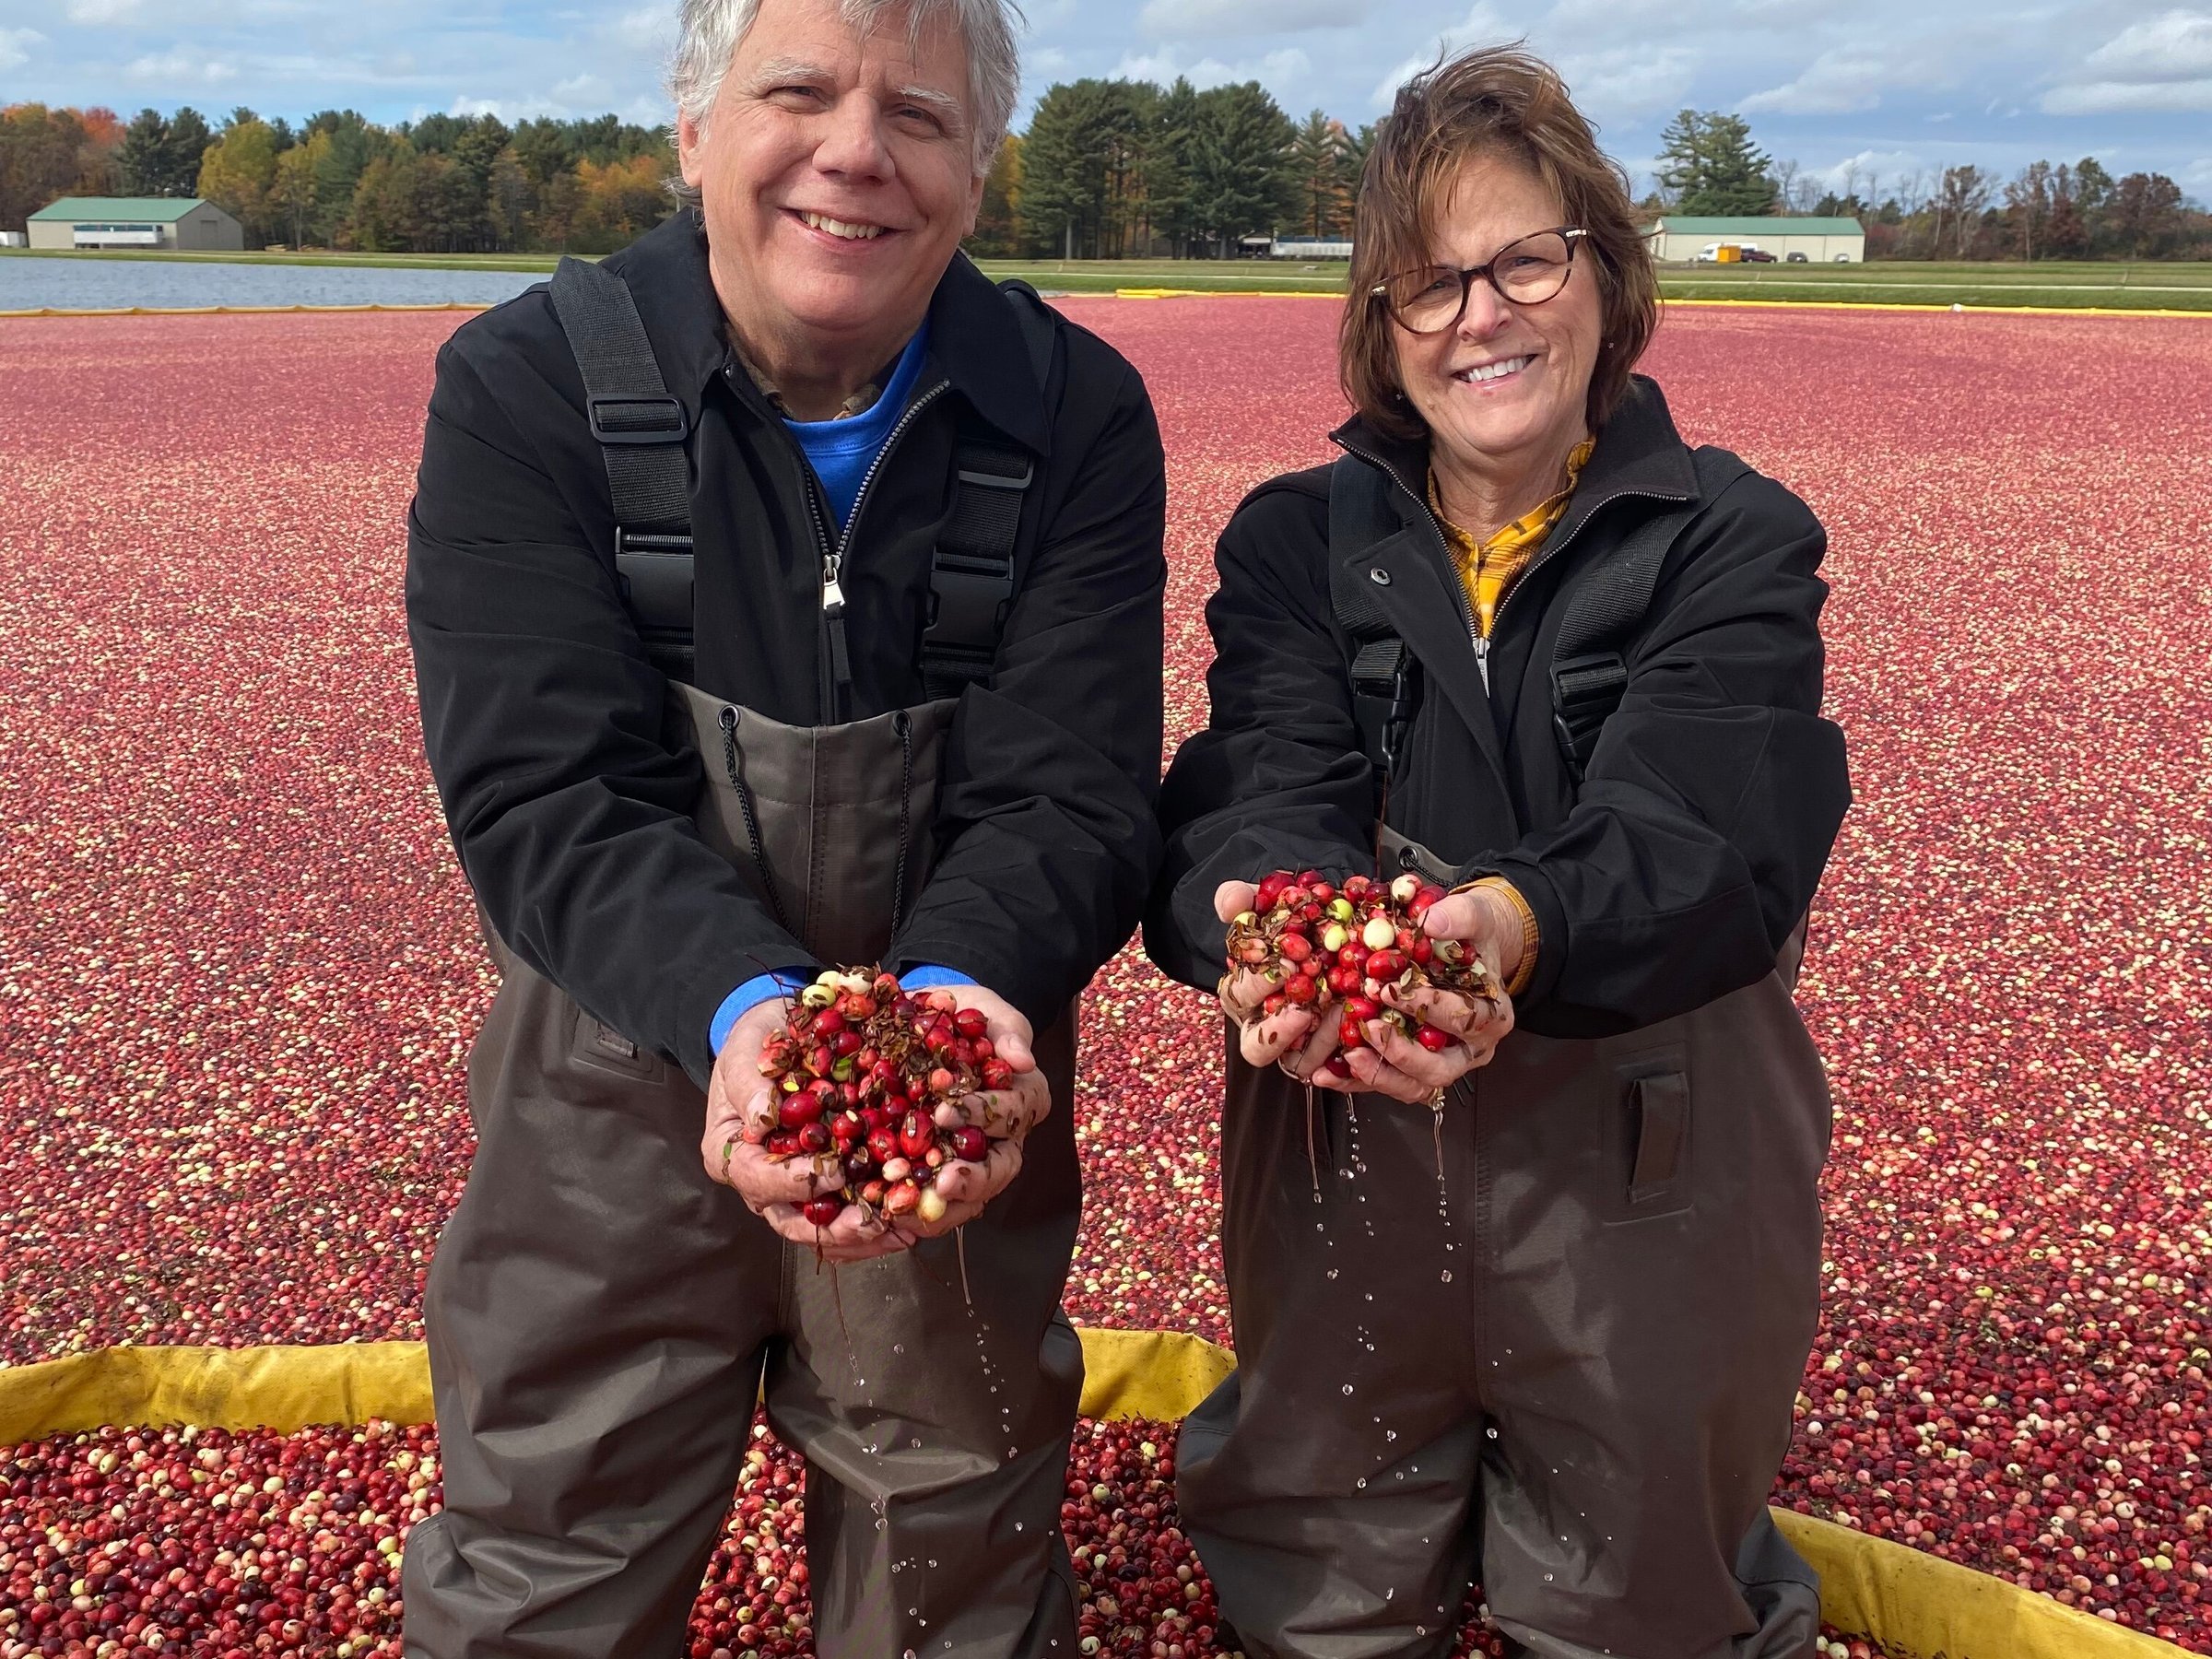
top-left (404, 689), bottom-right (1083, 1659)
top-left (1180, 955), bottom-right (1831, 1659)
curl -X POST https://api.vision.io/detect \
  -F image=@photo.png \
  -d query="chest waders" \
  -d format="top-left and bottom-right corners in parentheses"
top-left (1174, 461), bottom-right (1831, 1659)
top-left (402, 263), bottom-right (1085, 1659)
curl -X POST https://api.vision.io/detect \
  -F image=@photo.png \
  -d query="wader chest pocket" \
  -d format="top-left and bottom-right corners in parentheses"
top-left (1607, 1046), bottom-right (1691, 1222)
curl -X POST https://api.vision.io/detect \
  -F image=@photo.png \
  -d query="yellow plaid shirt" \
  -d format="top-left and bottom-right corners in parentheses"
top-left (1425, 438), bottom-right (1595, 996)
top-left (1428, 438), bottom-right (1596, 638)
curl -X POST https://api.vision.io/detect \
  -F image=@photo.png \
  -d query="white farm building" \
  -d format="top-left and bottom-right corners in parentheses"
top-left (1644, 216), bottom-right (1865, 264)
top-left (27, 197), bottom-right (244, 253)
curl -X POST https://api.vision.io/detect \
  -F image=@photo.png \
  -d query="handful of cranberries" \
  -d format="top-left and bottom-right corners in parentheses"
top-left (1226, 870), bottom-right (1499, 1077)
top-left (752, 969), bottom-right (1013, 1229)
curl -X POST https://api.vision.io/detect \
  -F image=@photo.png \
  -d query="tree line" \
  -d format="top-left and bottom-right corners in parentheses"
top-left (1655, 109), bottom-right (2209, 261)
top-left (1, 102), bottom-right (677, 253)
top-left (6, 92), bottom-right (2206, 262)
top-left (979, 77), bottom-right (1367, 258)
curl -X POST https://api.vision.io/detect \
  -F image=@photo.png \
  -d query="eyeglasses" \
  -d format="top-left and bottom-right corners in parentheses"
top-left (1371, 228), bottom-right (1589, 334)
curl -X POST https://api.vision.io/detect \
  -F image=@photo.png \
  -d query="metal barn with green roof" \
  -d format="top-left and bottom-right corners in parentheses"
top-left (27, 197), bottom-right (244, 253)
top-left (1643, 216), bottom-right (1865, 264)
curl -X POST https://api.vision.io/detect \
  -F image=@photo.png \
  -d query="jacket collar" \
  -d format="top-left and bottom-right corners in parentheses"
top-left (600, 210), bottom-right (1051, 456)
top-left (1328, 373), bottom-right (1700, 530)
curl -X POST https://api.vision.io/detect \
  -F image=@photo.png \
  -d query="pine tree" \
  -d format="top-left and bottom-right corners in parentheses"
top-left (1288, 109), bottom-right (1348, 238)
top-left (161, 108), bottom-right (214, 198)
top-left (969, 133), bottom-right (1021, 257)
top-left (1655, 110), bottom-right (1774, 216)
top-left (1144, 78), bottom-right (1201, 258)
top-left (117, 109), bottom-right (171, 195)
top-left (1186, 81), bottom-right (1297, 256)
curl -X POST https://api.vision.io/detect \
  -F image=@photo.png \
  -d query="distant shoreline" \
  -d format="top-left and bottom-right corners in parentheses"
top-left (6, 246), bottom-right (2210, 309)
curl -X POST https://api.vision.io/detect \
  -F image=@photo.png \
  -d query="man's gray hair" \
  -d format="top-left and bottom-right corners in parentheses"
top-left (670, 0), bottom-right (1023, 180)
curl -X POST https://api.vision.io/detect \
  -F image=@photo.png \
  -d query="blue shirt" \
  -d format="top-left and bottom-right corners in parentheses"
top-left (783, 322), bottom-right (933, 527)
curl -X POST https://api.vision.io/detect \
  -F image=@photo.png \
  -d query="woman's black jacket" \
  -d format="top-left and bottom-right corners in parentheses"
top-left (1146, 376), bottom-right (1850, 1038)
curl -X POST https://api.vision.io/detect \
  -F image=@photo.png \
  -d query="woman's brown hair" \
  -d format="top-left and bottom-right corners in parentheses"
top-left (1341, 44), bottom-right (1659, 441)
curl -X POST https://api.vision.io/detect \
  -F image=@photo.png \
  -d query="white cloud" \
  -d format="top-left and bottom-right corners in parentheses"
top-left (610, 6), bottom-right (673, 52)
top-left (1113, 43), bottom-right (1312, 91)
top-left (2041, 8), bottom-right (2212, 112)
top-left (1369, 2), bottom-right (1515, 106)
top-left (1819, 147), bottom-right (1921, 183)
top-left (1741, 51), bottom-right (1894, 114)
top-left (1551, 45), bottom-right (1697, 121)
top-left (0, 27), bottom-right (42, 72)
top-left (2081, 9), bottom-right (2212, 80)
top-left (2043, 76), bottom-right (2212, 112)
top-left (65, 0), bottom-right (143, 20)
top-left (1135, 0), bottom-right (1372, 40)
top-left (123, 48), bottom-right (236, 83)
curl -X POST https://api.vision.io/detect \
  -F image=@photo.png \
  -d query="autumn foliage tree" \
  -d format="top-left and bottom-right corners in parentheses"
top-left (0, 104), bottom-right (125, 230)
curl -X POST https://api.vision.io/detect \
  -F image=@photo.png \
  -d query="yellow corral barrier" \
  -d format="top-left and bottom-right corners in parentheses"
top-left (0, 1341), bottom-right (432, 1441)
top-left (0, 1334), bottom-right (2190, 1658)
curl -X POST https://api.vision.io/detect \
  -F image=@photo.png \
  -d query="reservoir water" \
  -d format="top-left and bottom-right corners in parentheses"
top-left (0, 256), bottom-right (548, 312)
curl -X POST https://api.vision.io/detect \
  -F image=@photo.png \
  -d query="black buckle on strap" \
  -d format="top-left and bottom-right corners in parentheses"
top-left (925, 564), bottom-right (1016, 636)
top-left (1550, 650), bottom-right (1628, 764)
top-left (587, 394), bottom-right (688, 445)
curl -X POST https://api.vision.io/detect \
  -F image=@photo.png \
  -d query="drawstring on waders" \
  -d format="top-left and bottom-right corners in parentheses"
top-left (720, 705), bottom-right (797, 940)
top-left (890, 710), bottom-right (914, 930)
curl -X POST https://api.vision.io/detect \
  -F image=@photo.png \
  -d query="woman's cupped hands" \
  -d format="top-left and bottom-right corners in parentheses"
top-left (1213, 878), bottom-right (1517, 1104)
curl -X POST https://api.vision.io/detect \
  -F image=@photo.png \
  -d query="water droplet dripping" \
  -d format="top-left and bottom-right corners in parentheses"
top-left (1440, 1269), bottom-right (1453, 1282)
top-left (1342, 1383), bottom-right (1355, 1395)
top-left (1355, 1477), bottom-right (1367, 1489)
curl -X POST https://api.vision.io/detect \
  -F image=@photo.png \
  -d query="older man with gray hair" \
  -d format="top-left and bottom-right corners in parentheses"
top-left (397, 0), bottom-right (1167, 1650)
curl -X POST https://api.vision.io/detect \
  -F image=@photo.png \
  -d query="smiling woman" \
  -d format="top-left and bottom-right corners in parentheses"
top-left (1147, 41), bottom-right (1853, 1659)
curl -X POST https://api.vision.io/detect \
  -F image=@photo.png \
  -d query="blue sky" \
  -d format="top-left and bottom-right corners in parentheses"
top-left (4, 0), bottom-right (2209, 201)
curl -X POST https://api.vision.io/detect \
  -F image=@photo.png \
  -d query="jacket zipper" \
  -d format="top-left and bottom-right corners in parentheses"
top-left (818, 379), bottom-right (952, 722)
top-left (1484, 486), bottom-right (1687, 658)
top-left (1340, 437), bottom-right (1693, 694)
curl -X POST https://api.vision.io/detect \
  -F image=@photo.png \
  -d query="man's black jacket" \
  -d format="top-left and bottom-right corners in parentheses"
top-left (407, 212), bottom-right (1168, 1087)
top-left (1146, 378), bottom-right (1850, 1037)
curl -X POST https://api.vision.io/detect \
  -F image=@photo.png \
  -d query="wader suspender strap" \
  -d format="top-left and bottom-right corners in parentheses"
top-left (1327, 457), bottom-right (1418, 793)
top-left (549, 256), bottom-right (697, 679)
top-left (1547, 455), bottom-right (1747, 782)
top-left (1546, 503), bottom-right (1695, 783)
top-left (1327, 453), bottom-right (1755, 787)
top-left (553, 260), bottom-right (1054, 696)
top-left (919, 280), bottom-right (1059, 700)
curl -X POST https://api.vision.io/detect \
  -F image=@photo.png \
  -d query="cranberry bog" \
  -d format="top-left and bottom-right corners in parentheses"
top-left (2, 296), bottom-right (2209, 1659)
